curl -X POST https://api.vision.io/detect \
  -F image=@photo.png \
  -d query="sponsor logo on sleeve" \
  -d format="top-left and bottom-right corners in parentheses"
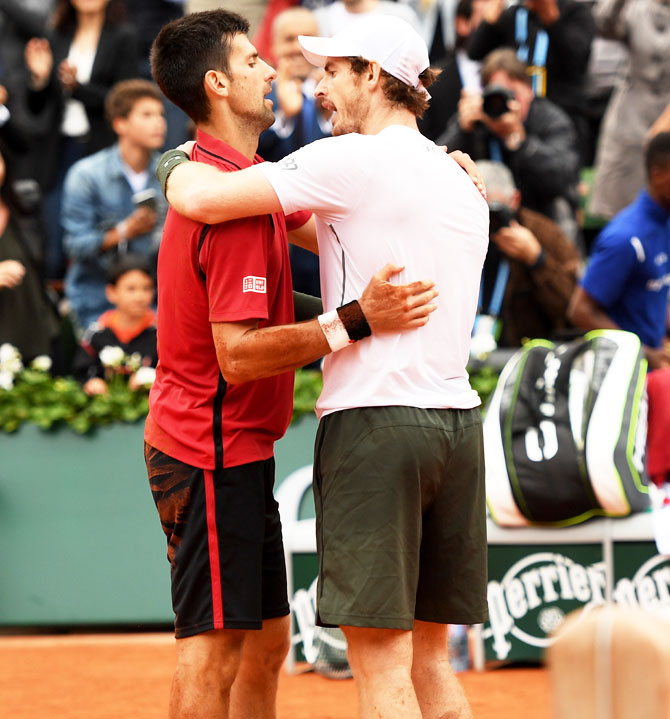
top-left (280, 157), bottom-right (298, 171)
top-left (243, 276), bottom-right (267, 293)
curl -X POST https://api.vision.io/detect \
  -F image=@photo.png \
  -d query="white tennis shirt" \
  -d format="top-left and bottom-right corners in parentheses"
top-left (257, 125), bottom-right (489, 418)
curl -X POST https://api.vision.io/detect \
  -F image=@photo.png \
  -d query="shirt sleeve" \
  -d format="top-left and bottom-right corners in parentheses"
top-left (200, 216), bottom-right (274, 324)
top-left (581, 228), bottom-right (637, 308)
top-left (284, 210), bottom-right (312, 231)
top-left (256, 135), bottom-right (372, 224)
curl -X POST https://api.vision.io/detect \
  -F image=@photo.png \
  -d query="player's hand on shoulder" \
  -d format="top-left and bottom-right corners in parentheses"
top-left (439, 146), bottom-right (487, 199)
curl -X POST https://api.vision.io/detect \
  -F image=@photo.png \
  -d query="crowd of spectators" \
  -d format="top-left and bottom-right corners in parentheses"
top-left (0, 0), bottom-right (668, 431)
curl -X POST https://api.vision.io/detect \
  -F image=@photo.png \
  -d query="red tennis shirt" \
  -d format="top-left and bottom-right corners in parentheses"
top-left (145, 130), bottom-right (311, 469)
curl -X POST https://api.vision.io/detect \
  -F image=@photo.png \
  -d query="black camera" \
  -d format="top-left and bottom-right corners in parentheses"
top-left (488, 201), bottom-right (515, 237)
top-left (482, 85), bottom-right (516, 119)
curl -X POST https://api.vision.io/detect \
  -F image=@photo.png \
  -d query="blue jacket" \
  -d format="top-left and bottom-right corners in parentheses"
top-left (62, 143), bottom-right (165, 328)
top-left (581, 190), bottom-right (670, 349)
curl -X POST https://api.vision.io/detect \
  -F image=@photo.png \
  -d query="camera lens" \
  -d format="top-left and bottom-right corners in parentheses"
top-left (482, 85), bottom-right (515, 119)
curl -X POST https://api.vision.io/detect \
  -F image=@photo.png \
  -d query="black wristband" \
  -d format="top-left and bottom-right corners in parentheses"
top-left (336, 300), bottom-right (372, 341)
top-left (156, 149), bottom-right (190, 198)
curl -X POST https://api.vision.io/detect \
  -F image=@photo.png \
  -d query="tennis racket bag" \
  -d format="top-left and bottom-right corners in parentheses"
top-left (484, 329), bottom-right (650, 526)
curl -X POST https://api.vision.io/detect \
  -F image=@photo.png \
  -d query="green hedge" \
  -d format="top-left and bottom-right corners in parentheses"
top-left (0, 343), bottom-right (497, 435)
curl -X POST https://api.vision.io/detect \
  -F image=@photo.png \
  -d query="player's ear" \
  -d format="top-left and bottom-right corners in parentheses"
top-left (204, 69), bottom-right (230, 98)
top-left (367, 61), bottom-right (382, 90)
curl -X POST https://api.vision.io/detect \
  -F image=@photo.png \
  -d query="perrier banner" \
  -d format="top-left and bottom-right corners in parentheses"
top-left (483, 540), bottom-right (670, 662)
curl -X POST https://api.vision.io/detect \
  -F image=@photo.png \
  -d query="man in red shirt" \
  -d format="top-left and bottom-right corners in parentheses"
top-left (147, 10), bottom-right (438, 719)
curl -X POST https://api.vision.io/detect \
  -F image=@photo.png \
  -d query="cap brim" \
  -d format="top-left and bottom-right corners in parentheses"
top-left (298, 35), bottom-right (354, 68)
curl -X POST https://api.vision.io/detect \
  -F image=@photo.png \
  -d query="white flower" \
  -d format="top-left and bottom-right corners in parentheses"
top-left (0, 343), bottom-right (21, 366)
top-left (126, 352), bottom-right (142, 371)
top-left (99, 345), bottom-right (126, 368)
top-left (0, 355), bottom-right (23, 375)
top-left (0, 370), bottom-right (14, 390)
top-left (134, 366), bottom-right (156, 388)
top-left (30, 355), bottom-right (52, 372)
top-left (470, 315), bottom-right (498, 359)
top-left (469, 332), bottom-right (497, 360)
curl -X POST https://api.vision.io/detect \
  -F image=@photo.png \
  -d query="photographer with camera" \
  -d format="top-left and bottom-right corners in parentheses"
top-left (439, 48), bottom-right (581, 246)
top-left (467, 0), bottom-right (594, 151)
top-left (62, 79), bottom-right (167, 331)
top-left (474, 159), bottom-right (580, 350)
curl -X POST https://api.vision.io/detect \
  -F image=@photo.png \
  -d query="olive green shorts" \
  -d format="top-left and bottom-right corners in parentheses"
top-left (313, 405), bottom-right (488, 630)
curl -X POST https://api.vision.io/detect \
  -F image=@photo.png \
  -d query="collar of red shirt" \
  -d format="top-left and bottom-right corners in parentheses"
top-left (195, 129), bottom-right (263, 170)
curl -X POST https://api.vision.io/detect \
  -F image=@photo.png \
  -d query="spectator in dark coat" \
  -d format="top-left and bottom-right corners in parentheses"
top-left (467, 0), bottom-right (595, 159)
top-left (419, 0), bottom-right (486, 142)
top-left (475, 159), bottom-right (581, 349)
top-left (0, 142), bottom-right (61, 363)
top-left (440, 48), bottom-right (581, 245)
top-left (0, 0), bottom-right (51, 177)
top-left (24, 0), bottom-right (140, 280)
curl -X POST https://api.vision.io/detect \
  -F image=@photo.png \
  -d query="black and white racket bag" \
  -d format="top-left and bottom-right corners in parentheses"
top-left (483, 329), bottom-right (650, 526)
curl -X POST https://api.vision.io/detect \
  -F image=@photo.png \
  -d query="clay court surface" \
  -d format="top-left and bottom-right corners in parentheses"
top-left (0, 632), bottom-right (551, 719)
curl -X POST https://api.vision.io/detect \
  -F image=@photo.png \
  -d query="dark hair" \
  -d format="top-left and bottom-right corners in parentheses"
top-left (150, 10), bottom-right (249, 125)
top-left (645, 132), bottom-right (670, 177)
top-left (51, 0), bottom-right (127, 32)
top-left (105, 79), bottom-right (163, 123)
top-left (347, 57), bottom-right (440, 118)
top-left (106, 253), bottom-right (154, 286)
top-left (481, 48), bottom-right (531, 88)
top-left (456, 0), bottom-right (475, 19)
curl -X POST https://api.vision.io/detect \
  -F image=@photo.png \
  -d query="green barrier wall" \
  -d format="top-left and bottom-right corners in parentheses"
top-left (0, 416), bottom-right (318, 627)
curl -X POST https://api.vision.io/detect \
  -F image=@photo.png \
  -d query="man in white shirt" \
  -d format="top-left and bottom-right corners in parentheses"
top-left (162, 16), bottom-right (488, 719)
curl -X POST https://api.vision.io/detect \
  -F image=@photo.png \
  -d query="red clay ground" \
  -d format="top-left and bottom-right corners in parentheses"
top-left (0, 633), bottom-right (551, 719)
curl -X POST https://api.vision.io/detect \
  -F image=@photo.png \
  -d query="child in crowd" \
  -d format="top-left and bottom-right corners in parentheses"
top-left (72, 254), bottom-right (157, 395)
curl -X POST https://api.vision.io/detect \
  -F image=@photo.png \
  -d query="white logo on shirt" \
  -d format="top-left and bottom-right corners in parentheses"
top-left (629, 236), bottom-right (645, 263)
top-left (645, 273), bottom-right (670, 291)
top-left (280, 157), bottom-right (298, 170)
top-left (243, 276), bottom-right (267, 293)
top-left (655, 252), bottom-right (668, 266)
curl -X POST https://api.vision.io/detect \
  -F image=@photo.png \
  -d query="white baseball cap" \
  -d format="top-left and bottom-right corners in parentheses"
top-left (298, 15), bottom-right (430, 94)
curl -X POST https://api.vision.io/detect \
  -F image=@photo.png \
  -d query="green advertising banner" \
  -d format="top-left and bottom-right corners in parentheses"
top-left (483, 536), bottom-right (667, 663)
top-left (613, 542), bottom-right (670, 610)
top-left (484, 543), bottom-right (605, 662)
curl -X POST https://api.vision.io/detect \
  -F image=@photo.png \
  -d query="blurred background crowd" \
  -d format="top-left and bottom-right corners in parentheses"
top-left (1, 0), bottom-right (669, 386)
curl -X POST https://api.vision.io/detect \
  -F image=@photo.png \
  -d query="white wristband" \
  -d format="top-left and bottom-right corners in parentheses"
top-left (317, 310), bottom-right (353, 352)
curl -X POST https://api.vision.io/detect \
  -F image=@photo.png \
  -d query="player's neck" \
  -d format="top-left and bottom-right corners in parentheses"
top-left (361, 105), bottom-right (418, 136)
top-left (647, 184), bottom-right (670, 213)
top-left (199, 118), bottom-right (259, 162)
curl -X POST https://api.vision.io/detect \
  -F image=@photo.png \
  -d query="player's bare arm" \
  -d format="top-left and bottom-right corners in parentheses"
top-left (212, 263), bottom-right (437, 384)
top-left (287, 215), bottom-right (318, 254)
top-left (159, 146), bottom-right (486, 224)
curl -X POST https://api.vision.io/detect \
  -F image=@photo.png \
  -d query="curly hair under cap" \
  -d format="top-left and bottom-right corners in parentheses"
top-left (347, 57), bottom-right (440, 118)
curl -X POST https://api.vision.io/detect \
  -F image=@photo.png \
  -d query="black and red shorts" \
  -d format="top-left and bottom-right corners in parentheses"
top-left (144, 443), bottom-right (289, 638)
